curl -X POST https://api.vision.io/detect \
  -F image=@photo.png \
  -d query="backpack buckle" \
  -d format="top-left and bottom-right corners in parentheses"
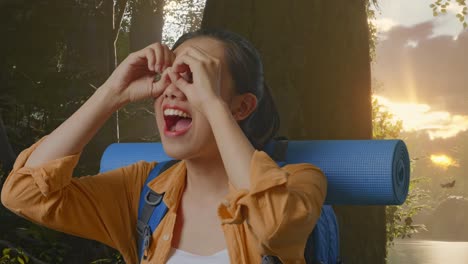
top-left (145, 190), bottom-right (163, 206)
top-left (143, 224), bottom-right (151, 251)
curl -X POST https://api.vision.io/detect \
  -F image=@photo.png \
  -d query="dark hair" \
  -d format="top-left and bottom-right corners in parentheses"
top-left (171, 28), bottom-right (280, 150)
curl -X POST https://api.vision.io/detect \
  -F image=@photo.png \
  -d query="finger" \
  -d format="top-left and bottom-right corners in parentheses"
top-left (186, 45), bottom-right (214, 62)
top-left (162, 44), bottom-right (172, 71)
top-left (153, 43), bottom-right (164, 72)
top-left (170, 49), bottom-right (176, 66)
top-left (156, 67), bottom-right (171, 85)
top-left (168, 69), bottom-right (191, 94)
top-left (152, 68), bottom-right (171, 97)
top-left (173, 46), bottom-right (209, 66)
top-left (172, 53), bottom-right (199, 74)
top-left (180, 71), bottom-right (193, 83)
top-left (174, 46), bottom-right (220, 77)
top-left (145, 48), bottom-right (156, 72)
top-left (172, 61), bottom-right (191, 75)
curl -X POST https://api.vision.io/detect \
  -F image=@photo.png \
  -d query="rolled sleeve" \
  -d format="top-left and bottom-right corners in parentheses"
top-left (1, 135), bottom-right (157, 263)
top-left (218, 150), bottom-right (328, 261)
top-left (5, 135), bottom-right (81, 197)
top-left (21, 154), bottom-right (81, 197)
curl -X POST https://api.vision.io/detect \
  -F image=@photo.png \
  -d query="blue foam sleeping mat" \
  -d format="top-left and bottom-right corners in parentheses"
top-left (100, 139), bottom-right (410, 205)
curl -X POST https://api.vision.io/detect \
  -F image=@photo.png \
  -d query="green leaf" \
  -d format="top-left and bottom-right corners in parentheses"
top-left (2, 248), bottom-right (10, 256)
top-left (17, 257), bottom-right (25, 264)
top-left (430, 3), bottom-right (436, 8)
top-left (441, 8), bottom-right (447, 13)
top-left (463, 22), bottom-right (468, 28)
top-left (434, 11), bottom-right (439, 16)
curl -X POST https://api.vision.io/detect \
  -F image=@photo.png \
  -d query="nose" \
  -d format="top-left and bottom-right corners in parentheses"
top-left (163, 82), bottom-right (187, 101)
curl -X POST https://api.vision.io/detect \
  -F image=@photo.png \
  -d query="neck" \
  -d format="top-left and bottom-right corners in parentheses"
top-left (183, 149), bottom-right (229, 202)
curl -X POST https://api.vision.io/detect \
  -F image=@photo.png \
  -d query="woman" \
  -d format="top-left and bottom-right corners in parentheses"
top-left (1, 29), bottom-right (327, 264)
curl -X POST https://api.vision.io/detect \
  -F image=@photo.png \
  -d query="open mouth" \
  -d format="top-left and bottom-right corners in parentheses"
top-left (163, 107), bottom-right (193, 136)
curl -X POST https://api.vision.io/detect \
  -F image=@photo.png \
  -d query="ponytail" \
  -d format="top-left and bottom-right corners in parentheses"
top-left (240, 82), bottom-right (280, 149)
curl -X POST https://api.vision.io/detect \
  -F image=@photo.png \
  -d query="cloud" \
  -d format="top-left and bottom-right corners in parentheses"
top-left (371, 17), bottom-right (398, 33)
top-left (374, 95), bottom-right (468, 140)
top-left (373, 21), bottom-right (468, 118)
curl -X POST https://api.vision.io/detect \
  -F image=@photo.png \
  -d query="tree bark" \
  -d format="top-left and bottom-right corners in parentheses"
top-left (0, 114), bottom-right (16, 172)
top-left (129, 0), bottom-right (165, 51)
top-left (201, 0), bottom-right (385, 263)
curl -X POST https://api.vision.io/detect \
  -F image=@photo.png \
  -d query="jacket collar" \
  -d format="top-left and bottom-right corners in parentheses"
top-left (146, 160), bottom-right (187, 211)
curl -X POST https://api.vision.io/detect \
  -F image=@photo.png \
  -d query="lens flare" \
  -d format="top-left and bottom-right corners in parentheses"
top-left (430, 154), bottom-right (459, 170)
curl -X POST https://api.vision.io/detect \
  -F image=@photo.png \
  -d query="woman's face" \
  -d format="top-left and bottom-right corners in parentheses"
top-left (153, 37), bottom-right (236, 160)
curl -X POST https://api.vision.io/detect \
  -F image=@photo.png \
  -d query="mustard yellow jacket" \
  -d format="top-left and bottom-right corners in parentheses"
top-left (1, 135), bottom-right (327, 264)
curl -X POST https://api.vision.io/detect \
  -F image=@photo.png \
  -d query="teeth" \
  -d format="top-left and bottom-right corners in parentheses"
top-left (164, 108), bottom-right (191, 118)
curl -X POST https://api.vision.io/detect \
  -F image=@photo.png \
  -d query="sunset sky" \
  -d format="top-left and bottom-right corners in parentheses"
top-left (371, 2), bottom-right (467, 237)
top-left (371, 0), bottom-right (468, 141)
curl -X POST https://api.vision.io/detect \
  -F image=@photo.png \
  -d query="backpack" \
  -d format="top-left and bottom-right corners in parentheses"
top-left (136, 139), bottom-right (343, 264)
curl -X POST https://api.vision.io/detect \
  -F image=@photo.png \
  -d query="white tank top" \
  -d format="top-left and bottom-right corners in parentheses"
top-left (166, 247), bottom-right (230, 264)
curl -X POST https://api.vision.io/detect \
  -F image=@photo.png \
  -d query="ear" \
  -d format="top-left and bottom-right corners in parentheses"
top-left (230, 93), bottom-right (257, 121)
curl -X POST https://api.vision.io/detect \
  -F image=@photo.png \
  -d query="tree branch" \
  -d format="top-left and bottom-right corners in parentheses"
top-left (113, 0), bottom-right (128, 41)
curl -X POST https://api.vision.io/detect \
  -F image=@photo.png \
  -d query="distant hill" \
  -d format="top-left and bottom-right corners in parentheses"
top-left (413, 196), bottom-right (468, 241)
top-left (401, 128), bottom-right (467, 241)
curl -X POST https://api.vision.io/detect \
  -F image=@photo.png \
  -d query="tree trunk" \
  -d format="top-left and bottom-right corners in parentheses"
top-left (129, 0), bottom-right (165, 51)
top-left (0, 114), bottom-right (16, 172)
top-left (201, 0), bottom-right (385, 263)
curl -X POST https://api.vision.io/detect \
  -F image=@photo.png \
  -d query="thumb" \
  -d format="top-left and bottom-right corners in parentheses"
top-left (151, 70), bottom-right (171, 98)
top-left (168, 70), bottom-right (191, 94)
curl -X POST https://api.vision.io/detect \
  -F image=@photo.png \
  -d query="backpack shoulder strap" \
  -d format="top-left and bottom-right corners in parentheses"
top-left (306, 204), bottom-right (341, 264)
top-left (136, 159), bottom-right (180, 262)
